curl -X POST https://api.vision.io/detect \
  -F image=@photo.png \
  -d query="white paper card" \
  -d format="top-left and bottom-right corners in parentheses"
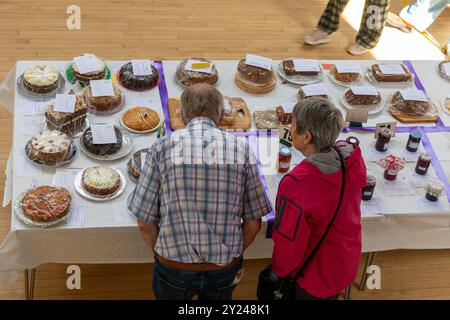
top-left (245, 54), bottom-right (273, 70)
top-left (133, 98), bottom-right (155, 107)
top-left (185, 60), bottom-right (213, 74)
top-left (301, 83), bottom-right (329, 97)
top-left (400, 89), bottom-right (427, 102)
top-left (350, 86), bottom-right (379, 96)
top-left (443, 62), bottom-right (450, 77)
top-left (411, 171), bottom-right (434, 188)
top-left (402, 146), bottom-right (425, 162)
top-left (73, 54), bottom-right (102, 74)
top-left (140, 152), bottom-right (147, 171)
top-left (281, 102), bottom-right (297, 113)
top-left (131, 59), bottom-right (153, 76)
top-left (68, 204), bottom-right (86, 227)
top-left (23, 98), bottom-right (47, 116)
top-left (17, 155), bottom-right (42, 177)
top-left (53, 169), bottom-right (78, 192)
top-left (293, 59), bottom-right (320, 72)
top-left (382, 177), bottom-right (415, 196)
top-left (379, 64), bottom-right (406, 75)
top-left (416, 197), bottom-right (449, 212)
top-left (21, 120), bottom-right (45, 136)
top-left (335, 62), bottom-right (360, 73)
top-left (90, 123), bottom-right (117, 144)
top-left (54, 94), bottom-right (76, 113)
top-left (112, 201), bottom-right (136, 225)
top-left (361, 197), bottom-right (385, 217)
top-left (90, 80), bottom-right (114, 97)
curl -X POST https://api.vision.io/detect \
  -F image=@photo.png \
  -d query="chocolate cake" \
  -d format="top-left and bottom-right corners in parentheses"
top-left (72, 55), bottom-right (106, 84)
top-left (282, 60), bottom-right (319, 76)
top-left (81, 166), bottom-right (121, 196)
top-left (330, 65), bottom-right (360, 83)
top-left (371, 64), bottom-right (412, 82)
top-left (237, 58), bottom-right (273, 84)
top-left (83, 85), bottom-right (123, 114)
top-left (390, 91), bottom-right (432, 116)
top-left (45, 96), bottom-right (87, 136)
top-left (127, 148), bottom-right (149, 180)
top-left (176, 58), bottom-right (218, 86)
top-left (345, 89), bottom-right (381, 105)
top-left (82, 126), bottom-right (123, 156)
top-left (27, 130), bottom-right (71, 165)
top-left (21, 186), bottom-right (71, 223)
top-left (118, 62), bottom-right (160, 91)
top-left (298, 87), bottom-right (329, 100)
top-left (23, 65), bottom-right (59, 94)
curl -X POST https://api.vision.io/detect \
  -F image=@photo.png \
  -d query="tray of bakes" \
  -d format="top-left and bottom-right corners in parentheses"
top-left (366, 63), bottom-right (414, 86)
top-left (235, 58), bottom-right (276, 94)
top-left (44, 95), bottom-right (89, 137)
top-left (327, 64), bottom-right (362, 87)
top-left (25, 129), bottom-right (77, 166)
top-left (176, 58), bottom-right (219, 87)
top-left (438, 61), bottom-right (450, 81)
top-left (340, 88), bottom-right (384, 115)
top-left (277, 58), bottom-right (322, 85)
top-left (82, 84), bottom-right (125, 115)
top-left (117, 62), bottom-right (160, 91)
top-left (253, 110), bottom-right (280, 129)
top-left (74, 166), bottom-right (126, 201)
top-left (387, 91), bottom-right (439, 123)
top-left (14, 186), bottom-right (72, 228)
top-left (119, 107), bottom-right (161, 134)
top-left (65, 55), bottom-right (111, 86)
top-left (79, 125), bottom-right (134, 161)
top-left (17, 65), bottom-right (66, 97)
top-left (127, 148), bottom-right (149, 181)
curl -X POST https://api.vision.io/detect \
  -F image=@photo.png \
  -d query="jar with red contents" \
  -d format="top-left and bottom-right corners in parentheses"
top-left (415, 152), bottom-right (431, 175)
top-left (278, 147), bottom-right (292, 173)
top-left (362, 175), bottom-right (376, 201)
top-left (383, 168), bottom-right (399, 181)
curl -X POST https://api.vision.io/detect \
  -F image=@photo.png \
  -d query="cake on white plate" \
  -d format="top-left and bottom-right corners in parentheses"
top-left (81, 166), bottom-right (121, 196)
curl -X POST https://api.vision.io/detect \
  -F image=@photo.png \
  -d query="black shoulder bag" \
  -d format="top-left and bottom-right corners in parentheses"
top-left (257, 147), bottom-right (346, 300)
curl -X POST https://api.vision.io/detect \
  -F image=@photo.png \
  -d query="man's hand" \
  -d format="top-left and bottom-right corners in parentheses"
top-left (137, 220), bottom-right (159, 254)
top-left (242, 219), bottom-right (262, 252)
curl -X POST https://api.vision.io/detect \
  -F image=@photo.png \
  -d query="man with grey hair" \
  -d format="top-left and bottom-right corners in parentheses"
top-left (267, 98), bottom-right (367, 300)
top-left (128, 83), bottom-right (271, 300)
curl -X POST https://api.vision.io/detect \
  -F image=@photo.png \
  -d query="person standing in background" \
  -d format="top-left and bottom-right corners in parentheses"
top-left (304, 0), bottom-right (391, 56)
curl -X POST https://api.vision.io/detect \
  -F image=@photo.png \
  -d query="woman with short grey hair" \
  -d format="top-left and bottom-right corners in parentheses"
top-left (264, 97), bottom-right (367, 300)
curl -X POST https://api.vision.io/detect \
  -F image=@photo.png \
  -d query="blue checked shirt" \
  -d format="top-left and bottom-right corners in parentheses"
top-left (127, 117), bottom-right (271, 265)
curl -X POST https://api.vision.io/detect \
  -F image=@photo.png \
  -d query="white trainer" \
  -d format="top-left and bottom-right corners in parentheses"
top-left (346, 43), bottom-right (370, 56)
top-left (304, 29), bottom-right (331, 46)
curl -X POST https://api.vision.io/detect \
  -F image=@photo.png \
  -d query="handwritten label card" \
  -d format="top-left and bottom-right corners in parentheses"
top-left (361, 197), bottom-right (385, 217)
top-left (379, 64), bottom-right (406, 75)
top-left (17, 155), bottom-right (42, 177)
top-left (91, 123), bottom-right (117, 144)
top-left (382, 177), bottom-right (415, 196)
top-left (301, 83), bottom-right (329, 97)
top-left (22, 98), bottom-right (47, 116)
top-left (350, 86), bottom-right (379, 96)
top-left (335, 62), bottom-right (360, 73)
top-left (112, 201), bottom-right (137, 225)
top-left (131, 59), bottom-right (153, 76)
top-left (90, 80), bottom-right (114, 97)
top-left (73, 54), bottom-right (102, 74)
top-left (54, 94), bottom-right (76, 113)
top-left (185, 60), bottom-right (213, 74)
top-left (21, 120), bottom-right (45, 136)
top-left (416, 197), bottom-right (449, 212)
top-left (345, 109), bottom-right (369, 123)
top-left (400, 89), bottom-right (427, 102)
top-left (245, 54), bottom-right (273, 70)
top-left (67, 204), bottom-right (86, 227)
top-left (53, 169), bottom-right (78, 192)
top-left (293, 59), bottom-right (320, 72)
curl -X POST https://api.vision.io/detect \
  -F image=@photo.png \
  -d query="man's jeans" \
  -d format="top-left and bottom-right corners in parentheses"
top-left (152, 259), bottom-right (243, 300)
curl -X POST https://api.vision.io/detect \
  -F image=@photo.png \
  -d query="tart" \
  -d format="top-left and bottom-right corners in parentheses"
top-left (72, 55), bottom-right (106, 84)
top-left (176, 58), bottom-right (218, 86)
top-left (345, 89), bottom-right (381, 105)
top-left (45, 96), bottom-right (87, 136)
top-left (122, 107), bottom-right (160, 132)
top-left (118, 62), bottom-right (160, 91)
top-left (330, 65), bottom-right (360, 83)
top-left (371, 64), bottom-right (412, 82)
top-left (21, 186), bottom-right (71, 223)
top-left (81, 166), bottom-right (121, 196)
top-left (27, 129), bottom-right (71, 165)
top-left (82, 125), bottom-right (123, 156)
top-left (23, 65), bottom-right (59, 94)
top-left (83, 85), bottom-right (123, 114)
top-left (127, 148), bottom-right (149, 180)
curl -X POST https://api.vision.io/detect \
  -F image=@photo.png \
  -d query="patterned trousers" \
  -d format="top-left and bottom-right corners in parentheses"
top-left (317, 0), bottom-right (391, 49)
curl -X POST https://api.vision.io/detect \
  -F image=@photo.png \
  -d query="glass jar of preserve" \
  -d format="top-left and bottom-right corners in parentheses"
top-left (415, 152), bottom-right (431, 175)
top-left (375, 128), bottom-right (392, 152)
top-left (406, 129), bottom-right (422, 152)
top-left (278, 147), bottom-right (292, 173)
top-left (384, 168), bottom-right (399, 181)
top-left (362, 175), bottom-right (376, 201)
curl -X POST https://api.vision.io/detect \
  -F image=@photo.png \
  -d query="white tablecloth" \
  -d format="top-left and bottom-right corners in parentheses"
top-left (1, 59), bottom-right (450, 283)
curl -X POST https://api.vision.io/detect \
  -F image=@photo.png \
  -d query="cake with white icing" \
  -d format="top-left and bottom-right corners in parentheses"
top-left (81, 166), bottom-right (121, 196)
top-left (72, 55), bottom-right (106, 84)
top-left (27, 129), bottom-right (71, 165)
top-left (23, 65), bottom-right (59, 94)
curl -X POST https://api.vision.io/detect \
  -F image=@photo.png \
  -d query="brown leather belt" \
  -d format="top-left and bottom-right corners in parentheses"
top-left (155, 254), bottom-right (242, 272)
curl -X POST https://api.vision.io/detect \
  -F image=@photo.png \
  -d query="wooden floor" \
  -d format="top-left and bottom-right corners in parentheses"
top-left (0, 0), bottom-right (449, 300)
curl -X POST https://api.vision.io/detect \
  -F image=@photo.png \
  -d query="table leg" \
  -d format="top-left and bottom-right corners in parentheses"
top-left (358, 252), bottom-right (377, 291)
top-left (24, 268), bottom-right (36, 300)
top-left (343, 285), bottom-right (352, 300)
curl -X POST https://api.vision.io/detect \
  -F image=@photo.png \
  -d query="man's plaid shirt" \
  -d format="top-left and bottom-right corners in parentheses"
top-left (127, 117), bottom-right (272, 265)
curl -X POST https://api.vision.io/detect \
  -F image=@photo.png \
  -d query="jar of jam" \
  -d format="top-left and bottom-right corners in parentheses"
top-left (278, 147), bottom-right (292, 173)
top-left (346, 136), bottom-right (360, 146)
top-left (375, 128), bottom-right (392, 152)
top-left (415, 152), bottom-right (431, 175)
top-left (362, 175), bottom-right (376, 201)
top-left (406, 129), bottom-right (422, 152)
top-left (384, 168), bottom-right (399, 181)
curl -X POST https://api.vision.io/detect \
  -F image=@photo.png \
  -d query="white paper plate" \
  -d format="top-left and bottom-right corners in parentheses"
top-left (365, 68), bottom-right (415, 87)
top-left (340, 90), bottom-right (385, 115)
top-left (79, 127), bottom-right (134, 161)
top-left (14, 189), bottom-right (72, 228)
top-left (74, 167), bottom-right (127, 201)
top-left (277, 61), bottom-right (322, 85)
top-left (327, 71), bottom-right (362, 87)
top-left (119, 111), bottom-right (162, 134)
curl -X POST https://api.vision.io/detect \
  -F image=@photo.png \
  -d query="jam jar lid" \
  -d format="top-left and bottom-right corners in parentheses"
top-left (419, 152), bottom-right (432, 161)
top-left (366, 175), bottom-right (376, 186)
top-left (409, 129), bottom-right (422, 139)
top-left (279, 147), bottom-right (291, 157)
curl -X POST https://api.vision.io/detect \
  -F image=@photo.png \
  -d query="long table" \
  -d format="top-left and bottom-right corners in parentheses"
top-left (1, 59), bottom-right (450, 294)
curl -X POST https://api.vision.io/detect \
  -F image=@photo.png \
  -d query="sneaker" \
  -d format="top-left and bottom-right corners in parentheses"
top-left (386, 12), bottom-right (412, 33)
top-left (346, 43), bottom-right (370, 56)
top-left (304, 29), bottom-right (331, 46)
